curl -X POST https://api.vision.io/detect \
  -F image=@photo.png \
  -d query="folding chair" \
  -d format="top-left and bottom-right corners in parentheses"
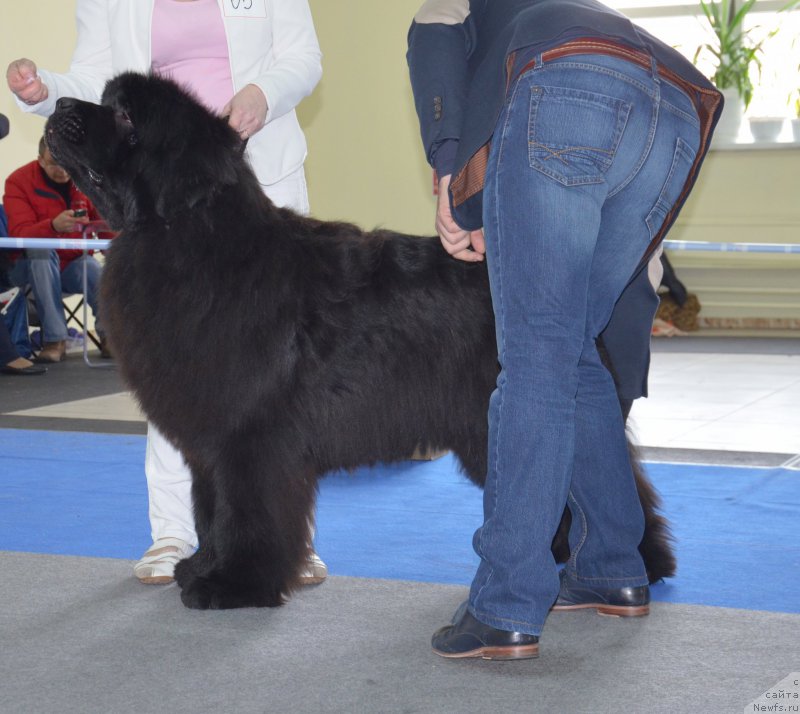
top-left (79, 220), bottom-right (115, 368)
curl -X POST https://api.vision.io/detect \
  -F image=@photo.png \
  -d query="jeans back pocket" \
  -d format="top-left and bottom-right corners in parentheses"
top-left (528, 85), bottom-right (632, 186)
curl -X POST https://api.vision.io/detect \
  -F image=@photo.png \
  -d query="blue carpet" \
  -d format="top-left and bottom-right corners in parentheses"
top-left (1, 428), bottom-right (798, 613)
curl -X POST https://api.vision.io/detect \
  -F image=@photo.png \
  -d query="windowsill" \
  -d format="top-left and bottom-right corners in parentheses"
top-left (711, 137), bottom-right (800, 151)
top-left (710, 122), bottom-right (800, 151)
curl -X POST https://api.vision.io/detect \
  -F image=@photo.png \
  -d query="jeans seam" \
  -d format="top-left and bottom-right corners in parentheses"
top-left (472, 77), bottom-right (522, 611)
top-left (535, 60), bottom-right (656, 100)
top-left (645, 137), bottom-right (695, 240)
top-left (661, 98), bottom-right (700, 127)
top-left (566, 490), bottom-right (588, 574)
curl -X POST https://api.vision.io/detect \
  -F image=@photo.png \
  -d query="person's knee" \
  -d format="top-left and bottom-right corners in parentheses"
top-left (84, 259), bottom-right (103, 286)
top-left (83, 260), bottom-right (103, 304)
top-left (27, 250), bottom-right (61, 280)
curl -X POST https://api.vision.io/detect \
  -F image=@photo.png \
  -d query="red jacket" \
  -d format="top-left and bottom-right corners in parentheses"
top-left (3, 159), bottom-right (102, 271)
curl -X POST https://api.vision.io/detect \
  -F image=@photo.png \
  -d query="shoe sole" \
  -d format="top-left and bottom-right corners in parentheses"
top-left (136, 575), bottom-right (175, 585)
top-left (433, 644), bottom-right (540, 661)
top-left (298, 574), bottom-right (327, 585)
top-left (551, 603), bottom-right (649, 617)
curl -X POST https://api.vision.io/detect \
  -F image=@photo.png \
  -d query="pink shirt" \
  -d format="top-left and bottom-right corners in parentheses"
top-left (151, 0), bottom-right (234, 114)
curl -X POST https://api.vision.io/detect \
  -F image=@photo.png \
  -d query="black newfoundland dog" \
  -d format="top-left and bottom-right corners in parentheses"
top-left (46, 72), bottom-right (674, 610)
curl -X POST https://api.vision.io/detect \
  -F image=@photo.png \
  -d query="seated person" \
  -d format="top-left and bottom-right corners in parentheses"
top-left (3, 136), bottom-right (107, 362)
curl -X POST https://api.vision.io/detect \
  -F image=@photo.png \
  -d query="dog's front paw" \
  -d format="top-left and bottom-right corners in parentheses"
top-left (173, 549), bottom-right (212, 587)
top-left (178, 571), bottom-right (287, 610)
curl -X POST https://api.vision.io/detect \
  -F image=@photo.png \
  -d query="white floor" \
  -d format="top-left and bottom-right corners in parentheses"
top-left (630, 350), bottom-right (800, 457)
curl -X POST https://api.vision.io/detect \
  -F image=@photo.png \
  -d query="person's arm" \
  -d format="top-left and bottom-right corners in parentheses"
top-left (408, 1), bottom-right (483, 260)
top-left (7, 0), bottom-right (113, 118)
top-left (250, 0), bottom-right (322, 124)
top-left (407, 0), bottom-right (472, 180)
top-left (3, 174), bottom-right (80, 238)
top-left (3, 176), bottom-right (58, 238)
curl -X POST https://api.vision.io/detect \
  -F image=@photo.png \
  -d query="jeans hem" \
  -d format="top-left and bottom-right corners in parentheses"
top-left (563, 568), bottom-right (648, 588)
top-left (468, 603), bottom-right (544, 636)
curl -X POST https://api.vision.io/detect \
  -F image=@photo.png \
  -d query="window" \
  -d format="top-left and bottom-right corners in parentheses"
top-left (606, 1), bottom-right (800, 122)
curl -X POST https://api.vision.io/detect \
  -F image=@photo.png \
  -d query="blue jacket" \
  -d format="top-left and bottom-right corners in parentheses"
top-left (407, 0), bottom-right (722, 231)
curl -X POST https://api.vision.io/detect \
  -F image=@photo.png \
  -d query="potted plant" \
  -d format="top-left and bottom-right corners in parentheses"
top-left (694, 0), bottom-right (797, 143)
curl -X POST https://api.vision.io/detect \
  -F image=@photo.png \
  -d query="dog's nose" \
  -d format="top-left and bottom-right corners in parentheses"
top-left (55, 97), bottom-right (80, 112)
top-left (49, 103), bottom-right (86, 144)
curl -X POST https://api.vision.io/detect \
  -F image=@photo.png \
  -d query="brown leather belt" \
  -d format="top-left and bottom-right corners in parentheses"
top-left (514, 38), bottom-right (701, 109)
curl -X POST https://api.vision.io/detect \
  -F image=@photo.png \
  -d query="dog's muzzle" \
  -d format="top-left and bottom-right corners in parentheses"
top-left (49, 98), bottom-right (87, 145)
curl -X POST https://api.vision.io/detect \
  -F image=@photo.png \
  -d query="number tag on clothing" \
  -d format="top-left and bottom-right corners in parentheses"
top-left (222, 0), bottom-right (267, 19)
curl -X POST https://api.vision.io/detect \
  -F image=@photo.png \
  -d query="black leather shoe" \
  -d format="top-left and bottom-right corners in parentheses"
top-left (551, 571), bottom-right (650, 617)
top-left (431, 603), bottom-right (539, 660)
top-left (1, 363), bottom-right (47, 376)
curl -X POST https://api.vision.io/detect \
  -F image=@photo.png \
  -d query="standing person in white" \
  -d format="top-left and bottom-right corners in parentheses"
top-left (7, 0), bottom-right (328, 585)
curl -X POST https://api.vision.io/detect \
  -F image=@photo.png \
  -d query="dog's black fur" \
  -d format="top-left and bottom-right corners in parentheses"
top-left (46, 72), bottom-right (674, 610)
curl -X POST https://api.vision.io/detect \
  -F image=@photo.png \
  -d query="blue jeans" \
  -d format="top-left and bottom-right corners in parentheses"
top-left (9, 250), bottom-right (103, 342)
top-left (468, 54), bottom-right (701, 634)
top-left (1, 288), bottom-right (33, 358)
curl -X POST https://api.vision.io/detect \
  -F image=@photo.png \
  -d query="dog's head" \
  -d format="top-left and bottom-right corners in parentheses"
top-left (45, 72), bottom-right (244, 229)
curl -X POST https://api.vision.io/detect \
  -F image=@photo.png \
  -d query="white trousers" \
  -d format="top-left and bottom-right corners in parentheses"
top-left (145, 166), bottom-right (311, 544)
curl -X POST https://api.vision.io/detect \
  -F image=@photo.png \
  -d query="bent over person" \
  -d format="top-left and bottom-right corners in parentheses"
top-left (407, 0), bottom-right (722, 659)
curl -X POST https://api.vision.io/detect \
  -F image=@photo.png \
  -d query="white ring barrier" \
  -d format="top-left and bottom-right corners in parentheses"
top-left (4, 238), bottom-right (798, 254)
top-left (663, 240), bottom-right (800, 254)
top-left (0, 237), bottom-right (112, 250)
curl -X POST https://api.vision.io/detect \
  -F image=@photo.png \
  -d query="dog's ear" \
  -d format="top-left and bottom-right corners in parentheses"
top-left (153, 121), bottom-right (241, 221)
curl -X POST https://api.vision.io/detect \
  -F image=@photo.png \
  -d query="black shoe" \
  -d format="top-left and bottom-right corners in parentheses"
top-left (551, 571), bottom-right (650, 617)
top-left (99, 337), bottom-right (113, 359)
top-left (431, 602), bottom-right (539, 660)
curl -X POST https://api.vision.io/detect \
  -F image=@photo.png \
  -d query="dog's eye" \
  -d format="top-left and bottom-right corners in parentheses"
top-left (87, 168), bottom-right (104, 185)
top-left (118, 110), bottom-right (133, 125)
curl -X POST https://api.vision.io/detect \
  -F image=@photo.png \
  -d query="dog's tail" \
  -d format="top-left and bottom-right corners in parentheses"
top-left (630, 439), bottom-right (677, 583)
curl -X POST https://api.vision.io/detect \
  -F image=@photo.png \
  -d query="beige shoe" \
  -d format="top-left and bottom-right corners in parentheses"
top-left (35, 340), bottom-right (67, 363)
top-left (299, 551), bottom-right (328, 585)
top-left (134, 537), bottom-right (195, 584)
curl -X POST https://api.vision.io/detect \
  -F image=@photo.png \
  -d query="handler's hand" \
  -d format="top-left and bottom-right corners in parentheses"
top-left (436, 174), bottom-right (485, 263)
top-left (51, 209), bottom-right (89, 234)
top-left (222, 84), bottom-right (268, 140)
top-left (7, 58), bottom-right (48, 105)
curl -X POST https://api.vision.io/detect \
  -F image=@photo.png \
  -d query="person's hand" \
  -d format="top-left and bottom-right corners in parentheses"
top-left (6, 58), bottom-right (49, 105)
top-left (436, 174), bottom-right (485, 262)
top-left (222, 84), bottom-right (268, 140)
top-left (51, 209), bottom-right (89, 234)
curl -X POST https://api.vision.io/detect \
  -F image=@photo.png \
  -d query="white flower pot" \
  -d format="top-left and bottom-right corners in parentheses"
top-left (748, 117), bottom-right (784, 142)
top-left (792, 118), bottom-right (800, 143)
top-left (712, 88), bottom-right (744, 146)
